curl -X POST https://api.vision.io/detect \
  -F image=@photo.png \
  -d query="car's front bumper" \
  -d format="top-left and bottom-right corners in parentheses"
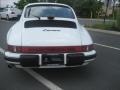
top-left (4, 50), bottom-right (96, 68)
top-left (9, 14), bottom-right (18, 18)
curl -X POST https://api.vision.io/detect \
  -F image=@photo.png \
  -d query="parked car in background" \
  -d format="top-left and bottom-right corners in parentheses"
top-left (0, 8), bottom-right (4, 12)
top-left (0, 7), bottom-right (22, 20)
top-left (0, 8), bottom-right (4, 18)
top-left (5, 3), bottom-right (96, 68)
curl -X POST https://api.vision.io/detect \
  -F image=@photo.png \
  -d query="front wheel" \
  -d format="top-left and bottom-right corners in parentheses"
top-left (6, 15), bottom-right (9, 20)
top-left (0, 15), bottom-right (2, 20)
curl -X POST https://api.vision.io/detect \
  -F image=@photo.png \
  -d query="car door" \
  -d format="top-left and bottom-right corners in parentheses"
top-left (1, 8), bottom-right (8, 18)
top-left (0, 9), bottom-right (4, 18)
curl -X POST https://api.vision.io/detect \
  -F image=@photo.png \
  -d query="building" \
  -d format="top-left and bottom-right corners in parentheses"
top-left (101, 0), bottom-right (119, 7)
top-left (101, 0), bottom-right (120, 16)
top-left (0, 0), bottom-right (19, 8)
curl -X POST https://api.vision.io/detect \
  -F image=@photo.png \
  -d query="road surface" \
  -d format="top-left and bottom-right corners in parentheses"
top-left (0, 20), bottom-right (120, 90)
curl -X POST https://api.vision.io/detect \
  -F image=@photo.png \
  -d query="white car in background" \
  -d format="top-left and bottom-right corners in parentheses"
top-left (0, 7), bottom-right (21, 20)
top-left (5, 3), bottom-right (96, 68)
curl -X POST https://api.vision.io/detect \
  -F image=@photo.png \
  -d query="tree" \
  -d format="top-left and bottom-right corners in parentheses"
top-left (103, 0), bottom-right (110, 23)
top-left (58, 0), bottom-right (73, 6)
top-left (57, 0), bottom-right (103, 18)
top-left (14, 0), bottom-right (38, 9)
top-left (116, 0), bottom-right (120, 30)
top-left (15, 0), bottom-right (103, 18)
top-left (74, 0), bottom-right (103, 18)
top-left (112, 0), bottom-right (116, 19)
top-left (116, 12), bottom-right (120, 30)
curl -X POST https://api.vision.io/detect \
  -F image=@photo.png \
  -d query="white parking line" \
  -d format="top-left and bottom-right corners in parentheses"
top-left (0, 47), bottom-right (63, 90)
top-left (23, 68), bottom-right (63, 90)
top-left (94, 43), bottom-right (120, 51)
top-left (0, 43), bottom-right (119, 90)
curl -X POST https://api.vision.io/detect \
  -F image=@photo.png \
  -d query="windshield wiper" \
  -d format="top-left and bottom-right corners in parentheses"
top-left (47, 16), bottom-right (55, 20)
top-left (32, 15), bottom-right (41, 20)
top-left (32, 15), bottom-right (55, 20)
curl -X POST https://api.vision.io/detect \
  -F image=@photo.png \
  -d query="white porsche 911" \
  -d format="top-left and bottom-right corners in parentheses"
top-left (4, 3), bottom-right (96, 68)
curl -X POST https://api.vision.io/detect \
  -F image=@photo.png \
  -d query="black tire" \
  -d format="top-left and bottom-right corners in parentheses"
top-left (0, 15), bottom-right (1, 20)
top-left (6, 15), bottom-right (9, 20)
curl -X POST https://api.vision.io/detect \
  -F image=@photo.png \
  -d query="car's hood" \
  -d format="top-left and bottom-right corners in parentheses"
top-left (21, 27), bottom-right (82, 46)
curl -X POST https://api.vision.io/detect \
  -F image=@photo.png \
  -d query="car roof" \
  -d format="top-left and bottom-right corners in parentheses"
top-left (25, 3), bottom-right (71, 8)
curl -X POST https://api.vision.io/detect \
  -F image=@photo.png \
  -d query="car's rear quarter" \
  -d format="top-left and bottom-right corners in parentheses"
top-left (5, 3), bottom-right (96, 68)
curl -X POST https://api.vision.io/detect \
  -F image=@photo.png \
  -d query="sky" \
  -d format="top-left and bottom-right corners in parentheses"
top-left (0, 0), bottom-right (20, 7)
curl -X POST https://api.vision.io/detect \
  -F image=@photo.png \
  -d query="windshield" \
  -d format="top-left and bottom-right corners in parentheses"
top-left (25, 5), bottom-right (75, 19)
top-left (0, 8), bottom-right (4, 12)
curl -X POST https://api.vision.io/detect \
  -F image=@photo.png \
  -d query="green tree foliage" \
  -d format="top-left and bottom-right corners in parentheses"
top-left (76, 0), bottom-right (103, 18)
top-left (14, 0), bottom-right (38, 9)
top-left (57, 0), bottom-right (103, 18)
top-left (15, 0), bottom-right (103, 18)
top-left (116, 11), bottom-right (120, 30)
top-left (115, 0), bottom-right (120, 30)
top-left (58, 0), bottom-right (73, 6)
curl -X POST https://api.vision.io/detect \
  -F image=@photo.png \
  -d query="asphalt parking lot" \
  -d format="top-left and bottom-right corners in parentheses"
top-left (0, 20), bottom-right (120, 90)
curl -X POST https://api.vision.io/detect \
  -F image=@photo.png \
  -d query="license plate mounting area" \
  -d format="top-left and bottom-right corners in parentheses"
top-left (42, 54), bottom-right (64, 65)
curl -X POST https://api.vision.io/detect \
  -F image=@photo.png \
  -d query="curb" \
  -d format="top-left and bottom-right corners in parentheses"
top-left (86, 28), bottom-right (120, 35)
top-left (78, 18), bottom-right (115, 22)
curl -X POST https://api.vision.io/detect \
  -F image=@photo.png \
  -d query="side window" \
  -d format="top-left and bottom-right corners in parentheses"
top-left (0, 8), bottom-right (4, 12)
top-left (10, 8), bottom-right (14, 12)
top-left (3, 9), bottom-right (8, 12)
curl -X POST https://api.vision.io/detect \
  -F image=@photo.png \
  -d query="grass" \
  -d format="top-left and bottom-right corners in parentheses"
top-left (87, 22), bottom-right (120, 32)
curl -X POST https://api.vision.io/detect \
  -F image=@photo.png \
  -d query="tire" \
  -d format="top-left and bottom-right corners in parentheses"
top-left (0, 15), bottom-right (1, 20)
top-left (6, 15), bottom-right (9, 21)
